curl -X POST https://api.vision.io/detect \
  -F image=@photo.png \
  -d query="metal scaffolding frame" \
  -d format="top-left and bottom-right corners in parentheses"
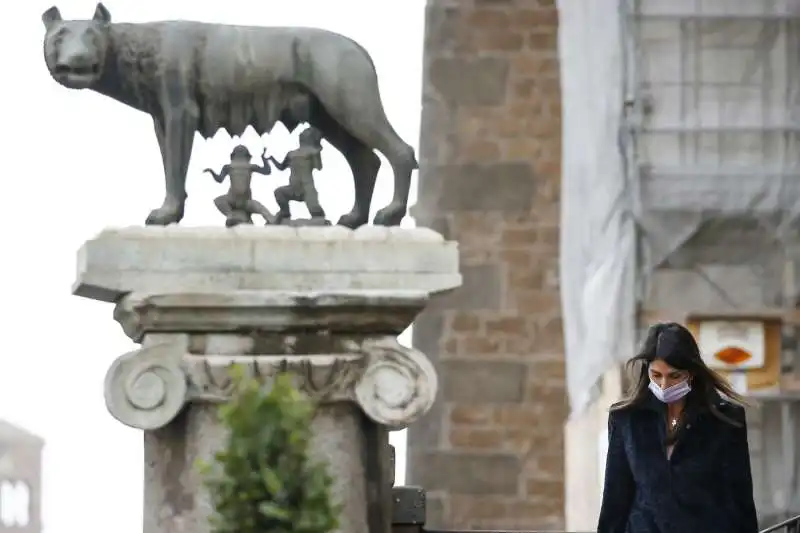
top-left (621, 0), bottom-right (800, 300)
top-left (621, 0), bottom-right (800, 523)
top-left (624, 0), bottom-right (800, 216)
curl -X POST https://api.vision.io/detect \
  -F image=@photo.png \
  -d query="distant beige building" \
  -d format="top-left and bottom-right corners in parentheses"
top-left (0, 421), bottom-right (42, 533)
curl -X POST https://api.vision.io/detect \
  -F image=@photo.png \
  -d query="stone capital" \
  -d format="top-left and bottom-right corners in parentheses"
top-left (104, 335), bottom-right (437, 432)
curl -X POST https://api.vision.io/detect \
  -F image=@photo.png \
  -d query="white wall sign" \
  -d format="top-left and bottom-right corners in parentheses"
top-left (697, 320), bottom-right (766, 370)
top-left (0, 480), bottom-right (30, 528)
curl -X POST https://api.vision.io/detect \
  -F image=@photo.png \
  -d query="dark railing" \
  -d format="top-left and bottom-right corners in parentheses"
top-left (425, 531), bottom-right (591, 533)
top-left (390, 486), bottom-right (800, 533)
top-left (761, 514), bottom-right (800, 533)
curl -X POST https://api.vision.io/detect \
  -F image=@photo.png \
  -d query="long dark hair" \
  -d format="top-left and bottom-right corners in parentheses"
top-left (611, 322), bottom-right (747, 427)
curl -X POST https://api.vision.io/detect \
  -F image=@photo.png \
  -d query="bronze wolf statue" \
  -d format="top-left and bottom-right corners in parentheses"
top-left (42, 3), bottom-right (417, 227)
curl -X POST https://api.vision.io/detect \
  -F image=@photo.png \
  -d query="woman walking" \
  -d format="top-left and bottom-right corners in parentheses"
top-left (597, 322), bottom-right (758, 533)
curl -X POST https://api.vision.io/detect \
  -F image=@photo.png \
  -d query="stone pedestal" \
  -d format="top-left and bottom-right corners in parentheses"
top-left (74, 226), bottom-right (460, 533)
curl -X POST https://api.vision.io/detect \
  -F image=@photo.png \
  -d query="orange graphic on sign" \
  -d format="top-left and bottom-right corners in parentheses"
top-left (714, 346), bottom-right (752, 366)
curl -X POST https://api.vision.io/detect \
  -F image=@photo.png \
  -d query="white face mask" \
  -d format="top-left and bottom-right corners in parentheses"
top-left (649, 379), bottom-right (691, 404)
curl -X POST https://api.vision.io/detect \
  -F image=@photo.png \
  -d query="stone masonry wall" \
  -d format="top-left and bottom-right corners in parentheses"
top-left (407, 0), bottom-right (565, 529)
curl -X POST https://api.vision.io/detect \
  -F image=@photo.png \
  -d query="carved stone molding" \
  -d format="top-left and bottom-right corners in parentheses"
top-left (113, 291), bottom-right (429, 343)
top-left (354, 337), bottom-right (438, 430)
top-left (183, 353), bottom-right (366, 404)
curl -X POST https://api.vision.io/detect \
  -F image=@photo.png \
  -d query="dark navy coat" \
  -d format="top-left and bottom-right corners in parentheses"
top-left (597, 393), bottom-right (758, 533)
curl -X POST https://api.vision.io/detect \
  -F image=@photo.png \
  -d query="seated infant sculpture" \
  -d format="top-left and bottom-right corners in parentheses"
top-left (204, 146), bottom-right (276, 227)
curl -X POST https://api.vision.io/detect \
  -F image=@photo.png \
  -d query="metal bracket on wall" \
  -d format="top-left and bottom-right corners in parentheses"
top-left (623, 92), bottom-right (654, 124)
top-left (392, 486), bottom-right (426, 529)
top-left (639, 92), bottom-right (655, 115)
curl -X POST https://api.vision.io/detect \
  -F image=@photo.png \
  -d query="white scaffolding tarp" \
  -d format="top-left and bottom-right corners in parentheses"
top-left (557, 0), bottom-right (800, 415)
top-left (558, 0), bottom-right (635, 414)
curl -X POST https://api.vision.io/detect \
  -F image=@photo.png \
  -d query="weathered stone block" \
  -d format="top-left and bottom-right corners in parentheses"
top-left (420, 452), bottom-right (521, 495)
top-left (417, 163), bottom-right (536, 213)
top-left (440, 360), bottom-right (527, 403)
top-left (428, 58), bottom-right (510, 106)
top-left (75, 226), bottom-right (461, 302)
top-left (430, 264), bottom-right (503, 311)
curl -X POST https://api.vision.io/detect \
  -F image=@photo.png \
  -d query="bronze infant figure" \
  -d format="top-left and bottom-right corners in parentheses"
top-left (204, 145), bottom-right (275, 227)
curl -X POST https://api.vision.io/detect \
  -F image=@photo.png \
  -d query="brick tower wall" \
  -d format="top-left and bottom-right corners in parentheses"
top-left (408, 0), bottom-right (565, 529)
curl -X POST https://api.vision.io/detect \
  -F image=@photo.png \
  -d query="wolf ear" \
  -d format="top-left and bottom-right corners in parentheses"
top-left (42, 6), bottom-right (62, 30)
top-left (93, 2), bottom-right (111, 24)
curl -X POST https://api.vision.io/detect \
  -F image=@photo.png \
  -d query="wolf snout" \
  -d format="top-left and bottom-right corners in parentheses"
top-left (55, 62), bottom-right (100, 75)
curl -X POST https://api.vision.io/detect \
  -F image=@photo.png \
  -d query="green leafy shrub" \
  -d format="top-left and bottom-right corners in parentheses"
top-left (200, 367), bottom-right (340, 533)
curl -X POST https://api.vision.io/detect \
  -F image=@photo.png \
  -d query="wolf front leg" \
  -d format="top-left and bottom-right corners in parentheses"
top-left (146, 110), bottom-right (197, 226)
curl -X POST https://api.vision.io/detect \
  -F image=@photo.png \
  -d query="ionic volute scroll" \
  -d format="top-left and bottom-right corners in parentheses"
top-left (353, 337), bottom-right (438, 431)
top-left (104, 342), bottom-right (189, 431)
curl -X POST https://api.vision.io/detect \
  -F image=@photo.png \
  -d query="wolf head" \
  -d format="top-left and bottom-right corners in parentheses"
top-left (42, 3), bottom-right (112, 90)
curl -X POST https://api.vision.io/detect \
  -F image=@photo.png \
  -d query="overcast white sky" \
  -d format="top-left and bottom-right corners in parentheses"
top-left (0, 2), bottom-right (424, 532)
